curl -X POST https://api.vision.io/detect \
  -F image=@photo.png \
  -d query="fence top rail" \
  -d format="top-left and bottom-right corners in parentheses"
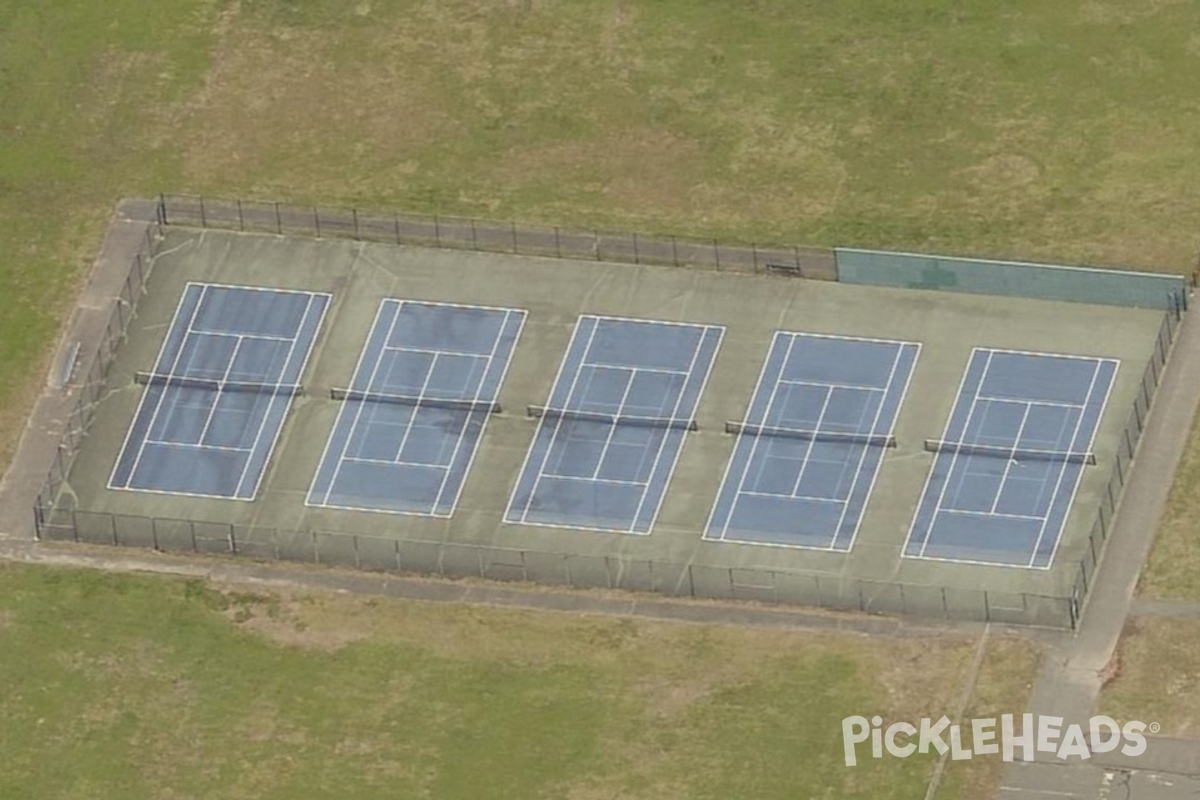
top-left (157, 193), bottom-right (836, 260)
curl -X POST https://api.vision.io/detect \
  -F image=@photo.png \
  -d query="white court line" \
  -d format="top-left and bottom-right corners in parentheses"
top-left (626, 325), bottom-right (713, 534)
top-left (431, 308), bottom-right (516, 514)
top-left (703, 331), bottom-right (783, 542)
top-left (122, 284), bottom-right (210, 486)
top-left (108, 285), bottom-right (201, 490)
top-left (194, 334), bottom-right (245, 447)
top-left (142, 440), bottom-right (251, 453)
top-left (590, 368), bottom-right (637, 481)
top-left (902, 347), bottom-right (992, 559)
top-left (343, 456), bottom-right (451, 469)
top-left (237, 291), bottom-right (327, 499)
top-left (1039, 358), bottom-right (1119, 569)
top-left (975, 395), bottom-right (1086, 410)
top-left (503, 318), bottom-right (593, 524)
top-left (788, 330), bottom-right (924, 347)
top-left (189, 329), bottom-right (297, 343)
top-left (722, 333), bottom-right (800, 540)
top-left (518, 318), bottom-right (603, 524)
top-left (842, 341), bottom-right (922, 554)
top-left (990, 403), bottom-right (1033, 514)
top-left (306, 307), bottom-right (391, 506)
top-left (381, 343), bottom-right (493, 359)
top-left (788, 386), bottom-right (834, 497)
top-left (778, 378), bottom-right (888, 393)
top-left (583, 363), bottom-right (691, 378)
top-left (739, 490), bottom-right (845, 503)
top-left (585, 313), bottom-right (705, 329)
top-left (539, 474), bottom-right (648, 487)
top-left (446, 310), bottom-right (528, 515)
top-left (311, 300), bottom-right (401, 506)
top-left (831, 342), bottom-right (908, 546)
top-left (921, 349), bottom-right (998, 557)
top-left (1027, 358), bottom-right (1105, 568)
top-left (388, 353), bottom-right (440, 465)
top-left (975, 345), bottom-right (1121, 362)
top-left (943, 508), bottom-right (1047, 522)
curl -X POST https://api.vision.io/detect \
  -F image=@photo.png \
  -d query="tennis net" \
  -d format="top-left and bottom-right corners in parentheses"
top-left (725, 421), bottom-right (896, 448)
top-left (135, 371), bottom-right (302, 397)
top-left (330, 388), bottom-right (501, 414)
top-left (528, 405), bottom-right (697, 431)
top-left (923, 439), bottom-right (1096, 466)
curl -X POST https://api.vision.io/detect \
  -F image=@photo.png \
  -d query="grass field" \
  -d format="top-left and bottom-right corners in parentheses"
top-left (1139, 405), bottom-right (1200, 599)
top-left (1098, 616), bottom-right (1200, 739)
top-left (3, 1), bottom-right (1199, 796)
top-left (0, 562), bottom-right (1039, 799)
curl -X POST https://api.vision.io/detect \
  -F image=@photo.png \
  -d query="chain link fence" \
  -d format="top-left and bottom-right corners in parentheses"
top-left (1069, 299), bottom-right (1184, 621)
top-left (33, 222), bottom-right (160, 532)
top-left (27, 196), bottom-right (1195, 629)
top-left (34, 509), bottom-right (1076, 627)
top-left (157, 194), bottom-right (839, 280)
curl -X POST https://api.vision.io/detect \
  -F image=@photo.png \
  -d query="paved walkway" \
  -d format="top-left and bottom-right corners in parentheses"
top-left (998, 290), bottom-right (1200, 799)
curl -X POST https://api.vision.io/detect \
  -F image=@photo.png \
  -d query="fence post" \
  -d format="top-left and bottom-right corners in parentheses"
top-left (794, 245), bottom-right (801, 274)
top-left (555, 226), bottom-right (562, 258)
top-left (511, 221), bottom-right (518, 253)
top-left (313, 207), bottom-right (321, 238)
top-left (633, 231), bottom-right (640, 265)
top-left (199, 196), bottom-right (207, 228)
top-left (237, 198), bottom-right (245, 231)
top-left (713, 239), bottom-right (721, 270)
top-left (352, 208), bottom-right (360, 240)
top-left (229, 525), bottom-right (238, 554)
top-left (157, 194), bottom-right (167, 225)
top-left (470, 219), bottom-right (478, 250)
top-left (595, 230), bottom-right (601, 260)
top-left (394, 213), bottom-right (401, 245)
top-left (434, 214), bottom-right (441, 245)
top-left (274, 202), bottom-right (282, 235)
top-left (671, 236), bottom-right (679, 267)
top-left (752, 243), bottom-right (759, 273)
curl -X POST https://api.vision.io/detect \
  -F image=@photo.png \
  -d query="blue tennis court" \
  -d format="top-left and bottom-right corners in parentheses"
top-left (505, 316), bottom-right (723, 534)
top-left (904, 349), bottom-right (1118, 568)
top-left (109, 283), bottom-right (330, 499)
top-left (307, 300), bottom-right (525, 517)
top-left (705, 333), bottom-right (919, 550)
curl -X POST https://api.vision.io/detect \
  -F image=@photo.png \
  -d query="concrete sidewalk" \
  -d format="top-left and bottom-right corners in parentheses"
top-left (999, 292), bottom-right (1200, 798)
